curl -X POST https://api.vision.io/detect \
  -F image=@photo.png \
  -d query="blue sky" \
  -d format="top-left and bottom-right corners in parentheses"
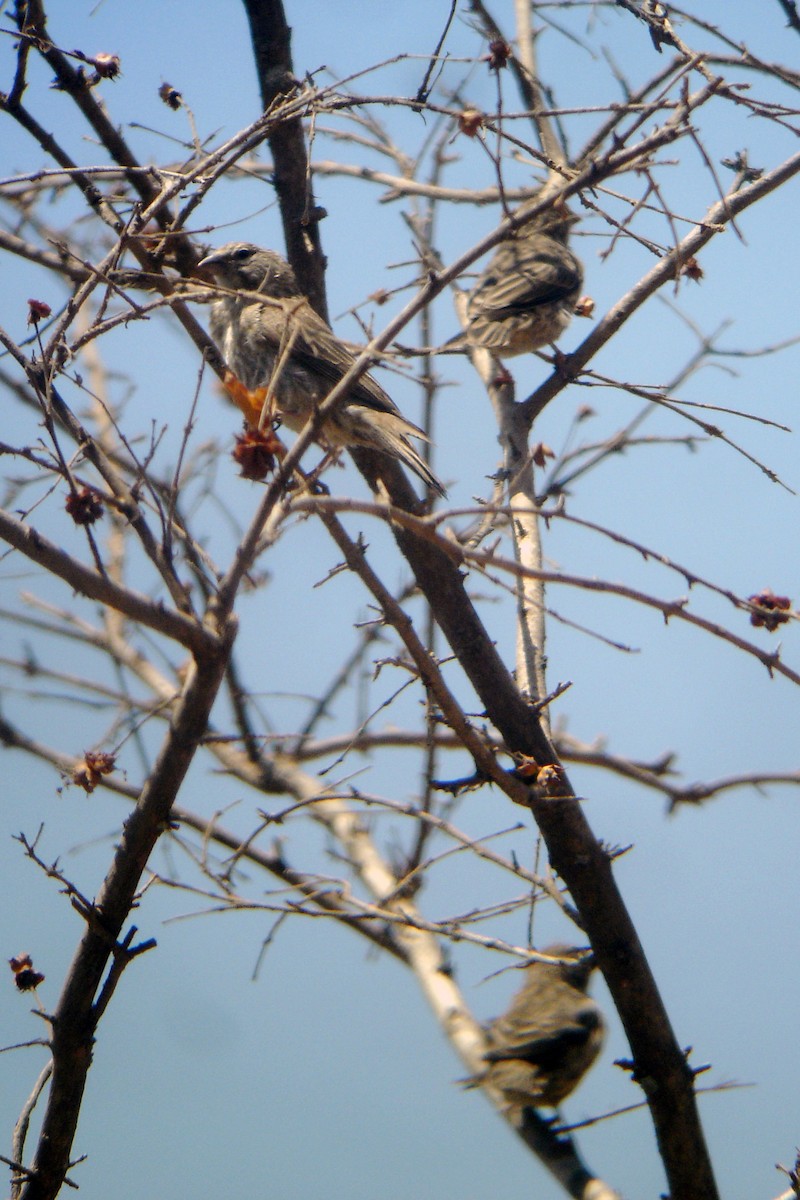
top-left (1, 3), bottom-right (799, 1198)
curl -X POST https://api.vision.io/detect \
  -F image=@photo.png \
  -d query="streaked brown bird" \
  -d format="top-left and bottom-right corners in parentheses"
top-left (453, 206), bottom-right (583, 358)
top-left (470, 944), bottom-right (604, 1114)
top-left (199, 242), bottom-right (444, 496)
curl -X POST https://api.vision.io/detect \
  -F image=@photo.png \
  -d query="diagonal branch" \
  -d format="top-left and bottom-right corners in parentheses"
top-left (18, 610), bottom-right (237, 1200)
top-left (0, 507), bottom-right (213, 656)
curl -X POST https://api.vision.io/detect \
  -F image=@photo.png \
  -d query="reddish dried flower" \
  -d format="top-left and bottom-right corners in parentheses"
top-left (73, 750), bottom-right (117, 794)
top-left (65, 486), bottom-right (104, 526)
top-left (512, 758), bottom-right (570, 797)
top-left (748, 589), bottom-right (792, 632)
top-left (532, 442), bottom-right (555, 468)
top-left (233, 428), bottom-right (282, 481)
top-left (458, 108), bottom-right (484, 137)
top-left (27, 299), bottom-right (51, 325)
top-left (486, 39), bottom-right (512, 71)
top-left (682, 257), bottom-right (704, 282)
top-left (158, 82), bottom-right (183, 110)
top-left (9, 953), bottom-right (45, 992)
top-left (574, 295), bottom-right (595, 318)
top-left (513, 753), bottom-right (541, 780)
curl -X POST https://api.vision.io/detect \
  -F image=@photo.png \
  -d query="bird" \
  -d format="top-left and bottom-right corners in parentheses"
top-left (468, 944), bottom-right (604, 1115)
top-left (198, 242), bottom-right (444, 496)
top-left (451, 204), bottom-right (583, 359)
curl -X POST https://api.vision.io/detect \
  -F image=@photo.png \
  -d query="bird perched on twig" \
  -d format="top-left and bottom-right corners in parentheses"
top-left (468, 944), bottom-right (604, 1116)
top-left (198, 242), bottom-right (444, 496)
top-left (451, 205), bottom-right (583, 359)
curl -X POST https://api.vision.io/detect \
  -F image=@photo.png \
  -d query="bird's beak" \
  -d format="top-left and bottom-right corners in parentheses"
top-left (196, 250), bottom-right (225, 281)
top-left (198, 249), bottom-right (226, 268)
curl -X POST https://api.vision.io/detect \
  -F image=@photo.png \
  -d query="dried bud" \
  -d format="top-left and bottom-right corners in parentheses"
top-left (536, 763), bottom-right (569, 795)
top-left (73, 750), bottom-right (116, 794)
top-left (89, 52), bottom-right (121, 80)
top-left (233, 428), bottom-right (282, 481)
top-left (65, 486), bottom-right (104, 526)
top-left (158, 81), bottom-right (183, 110)
top-left (9, 953), bottom-right (45, 992)
top-left (486, 39), bottom-right (512, 71)
top-left (642, 0), bottom-right (676, 52)
top-left (721, 153), bottom-right (763, 183)
top-left (458, 108), bottom-right (484, 138)
top-left (748, 589), bottom-right (792, 632)
top-left (574, 295), bottom-right (595, 318)
top-left (300, 204), bottom-right (328, 227)
top-left (27, 299), bottom-right (51, 325)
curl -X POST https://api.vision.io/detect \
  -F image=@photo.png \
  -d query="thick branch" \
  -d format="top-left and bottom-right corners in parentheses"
top-left (18, 617), bottom-right (236, 1200)
top-left (240, 0), bottom-right (329, 318)
top-left (353, 468), bottom-right (718, 1200)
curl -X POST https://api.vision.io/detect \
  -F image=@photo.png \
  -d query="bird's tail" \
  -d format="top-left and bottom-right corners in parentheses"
top-left (348, 407), bottom-right (446, 497)
top-left (394, 438), bottom-right (447, 498)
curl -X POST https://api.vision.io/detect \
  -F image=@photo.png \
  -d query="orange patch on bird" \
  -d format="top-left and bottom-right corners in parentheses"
top-left (223, 371), bottom-right (272, 428)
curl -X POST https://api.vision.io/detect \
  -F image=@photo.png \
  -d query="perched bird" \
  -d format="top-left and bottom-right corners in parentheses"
top-left (452, 205), bottom-right (583, 359)
top-left (470, 944), bottom-right (604, 1114)
top-left (198, 242), bottom-right (444, 496)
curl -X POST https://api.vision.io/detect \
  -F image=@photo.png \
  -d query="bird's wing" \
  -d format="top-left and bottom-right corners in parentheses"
top-left (471, 238), bottom-right (582, 320)
top-left (484, 1007), bottom-right (601, 1068)
top-left (248, 297), bottom-right (405, 421)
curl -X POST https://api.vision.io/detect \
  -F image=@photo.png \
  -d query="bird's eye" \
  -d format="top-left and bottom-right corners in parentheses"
top-left (233, 246), bottom-right (254, 261)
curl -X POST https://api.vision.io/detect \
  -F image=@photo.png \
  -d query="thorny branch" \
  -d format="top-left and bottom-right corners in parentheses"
top-left (2, 3), bottom-right (799, 1200)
